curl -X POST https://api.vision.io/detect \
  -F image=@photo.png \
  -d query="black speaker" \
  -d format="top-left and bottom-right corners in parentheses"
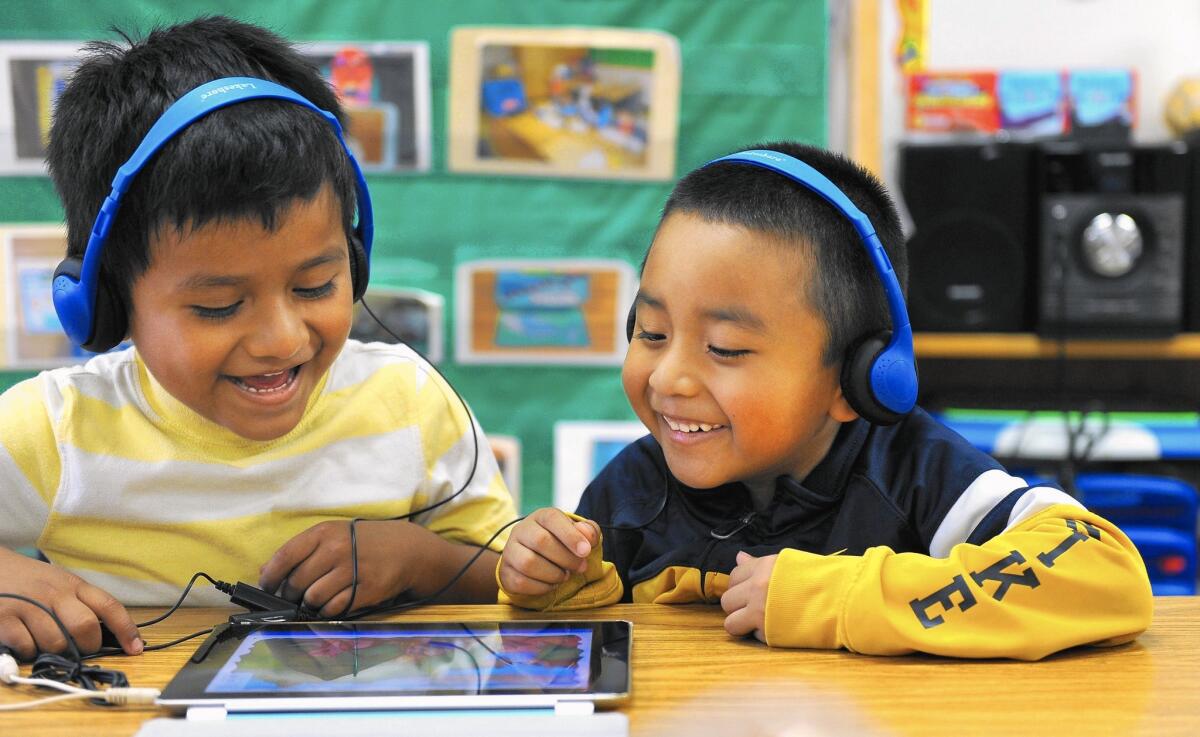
top-left (900, 142), bottom-right (1037, 332)
top-left (1037, 143), bottom-right (1188, 337)
top-left (1187, 137), bottom-right (1200, 332)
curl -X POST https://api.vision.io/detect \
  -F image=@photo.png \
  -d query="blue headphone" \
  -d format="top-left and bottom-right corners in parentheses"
top-left (52, 76), bottom-right (374, 353)
top-left (627, 149), bottom-right (917, 425)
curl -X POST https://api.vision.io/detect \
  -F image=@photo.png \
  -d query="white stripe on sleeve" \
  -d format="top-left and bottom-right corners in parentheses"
top-left (930, 470), bottom-right (1086, 558)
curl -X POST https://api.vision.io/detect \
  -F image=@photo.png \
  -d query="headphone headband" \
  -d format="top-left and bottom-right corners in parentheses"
top-left (704, 150), bottom-right (917, 419)
top-left (53, 76), bottom-right (374, 350)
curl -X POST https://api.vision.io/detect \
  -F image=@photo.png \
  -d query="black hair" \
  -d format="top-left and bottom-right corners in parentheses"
top-left (46, 15), bottom-right (356, 317)
top-left (656, 141), bottom-right (907, 366)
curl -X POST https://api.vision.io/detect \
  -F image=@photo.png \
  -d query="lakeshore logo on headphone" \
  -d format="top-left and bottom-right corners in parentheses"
top-left (625, 150), bottom-right (918, 425)
top-left (51, 76), bottom-right (374, 353)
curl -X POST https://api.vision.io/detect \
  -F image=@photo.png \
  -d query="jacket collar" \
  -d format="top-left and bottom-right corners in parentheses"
top-left (672, 419), bottom-right (870, 530)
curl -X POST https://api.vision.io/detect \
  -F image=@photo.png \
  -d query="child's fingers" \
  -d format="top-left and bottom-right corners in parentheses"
top-left (498, 558), bottom-right (559, 597)
top-left (523, 509), bottom-right (593, 562)
top-left (574, 519), bottom-right (602, 549)
top-left (317, 587), bottom-right (355, 619)
top-left (722, 604), bottom-right (758, 638)
top-left (76, 583), bottom-right (141, 655)
top-left (259, 528), bottom-right (324, 595)
top-left (301, 568), bottom-right (354, 614)
top-left (503, 541), bottom-right (574, 586)
top-left (43, 597), bottom-right (99, 653)
top-left (18, 602), bottom-right (74, 656)
top-left (0, 613), bottom-right (37, 661)
top-left (52, 594), bottom-right (105, 654)
top-left (726, 557), bottom-right (755, 588)
top-left (719, 577), bottom-right (749, 615)
top-left (273, 541), bottom-right (346, 603)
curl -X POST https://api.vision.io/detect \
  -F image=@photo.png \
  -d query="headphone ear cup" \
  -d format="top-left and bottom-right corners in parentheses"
top-left (348, 235), bottom-right (369, 302)
top-left (86, 277), bottom-right (129, 353)
top-left (53, 256), bottom-right (127, 353)
top-left (841, 332), bottom-right (904, 426)
top-left (625, 302), bottom-right (636, 342)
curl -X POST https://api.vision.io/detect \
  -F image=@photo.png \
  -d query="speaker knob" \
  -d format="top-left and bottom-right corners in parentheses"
top-left (1080, 212), bottom-right (1142, 277)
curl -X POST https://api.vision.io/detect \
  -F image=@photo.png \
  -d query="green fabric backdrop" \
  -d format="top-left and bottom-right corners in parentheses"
top-left (0, 0), bottom-right (827, 510)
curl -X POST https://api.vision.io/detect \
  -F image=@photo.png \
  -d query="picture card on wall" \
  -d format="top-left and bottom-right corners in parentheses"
top-left (554, 420), bottom-right (648, 513)
top-left (0, 41), bottom-right (84, 174)
top-left (0, 225), bottom-right (128, 368)
top-left (456, 259), bottom-right (635, 365)
top-left (299, 41), bottom-right (432, 172)
top-left (487, 434), bottom-right (523, 511)
top-left (350, 286), bottom-right (444, 364)
top-left (448, 26), bottom-right (679, 181)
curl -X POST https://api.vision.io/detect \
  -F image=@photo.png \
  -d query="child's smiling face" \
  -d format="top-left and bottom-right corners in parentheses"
top-left (622, 211), bottom-right (858, 491)
top-left (128, 184), bottom-right (353, 441)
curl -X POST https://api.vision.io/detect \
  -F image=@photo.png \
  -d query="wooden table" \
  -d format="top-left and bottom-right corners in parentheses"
top-left (3, 598), bottom-right (1198, 736)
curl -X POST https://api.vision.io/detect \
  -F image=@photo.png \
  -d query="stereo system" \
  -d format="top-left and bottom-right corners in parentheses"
top-left (899, 141), bottom-right (1198, 336)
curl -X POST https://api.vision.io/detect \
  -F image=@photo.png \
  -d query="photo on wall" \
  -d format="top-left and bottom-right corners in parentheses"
top-left (0, 225), bottom-right (103, 368)
top-left (553, 421), bottom-right (648, 512)
top-left (350, 286), bottom-right (444, 364)
top-left (299, 41), bottom-right (432, 172)
top-left (448, 26), bottom-right (680, 180)
top-left (0, 41), bottom-right (83, 174)
top-left (455, 258), bottom-right (635, 365)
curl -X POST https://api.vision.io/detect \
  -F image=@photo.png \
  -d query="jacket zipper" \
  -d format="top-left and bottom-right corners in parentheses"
top-left (710, 512), bottom-right (755, 540)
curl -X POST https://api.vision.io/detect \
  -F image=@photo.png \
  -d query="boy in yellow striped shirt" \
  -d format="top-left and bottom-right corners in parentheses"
top-left (0, 16), bottom-right (515, 661)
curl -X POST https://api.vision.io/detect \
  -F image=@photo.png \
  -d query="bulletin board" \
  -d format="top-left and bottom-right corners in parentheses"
top-left (0, 0), bottom-right (828, 511)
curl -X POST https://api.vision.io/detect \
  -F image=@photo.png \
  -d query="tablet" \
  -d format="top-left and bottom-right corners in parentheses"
top-left (157, 620), bottom-right (631, 714)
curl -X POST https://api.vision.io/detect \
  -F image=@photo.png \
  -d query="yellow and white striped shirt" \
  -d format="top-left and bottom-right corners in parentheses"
top-left (0, 340), bottom-right (515, 605)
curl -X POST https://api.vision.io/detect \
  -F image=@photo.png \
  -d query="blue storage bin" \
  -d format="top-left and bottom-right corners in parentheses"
top-left (1074, 473), bottom-right (1198, 534)
top-left (1005, 472), bottom-right (1198, 595)
top-left (1117, 525), bottom-right (1197, 596)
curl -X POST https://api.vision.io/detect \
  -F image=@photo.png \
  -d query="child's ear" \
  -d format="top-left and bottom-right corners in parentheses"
top-left (830, 384), bottom-right (859, 423)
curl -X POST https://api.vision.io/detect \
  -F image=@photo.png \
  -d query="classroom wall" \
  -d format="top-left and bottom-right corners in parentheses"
top-left (0, 0), bottom-right (828, 511)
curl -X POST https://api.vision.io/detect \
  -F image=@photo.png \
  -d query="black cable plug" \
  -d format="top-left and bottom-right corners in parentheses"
top-left (213, 581), bottom-right (298, 613)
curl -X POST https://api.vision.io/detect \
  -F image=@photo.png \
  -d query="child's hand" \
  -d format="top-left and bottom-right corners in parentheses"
top-left (498, 508), bottom-right (600, 597)
top-left (259, 519), bottom-right (427, 617)
top-left (0, 547), bottom-right (142, 659)
top-left (720, 550), bottom-right (780, 643)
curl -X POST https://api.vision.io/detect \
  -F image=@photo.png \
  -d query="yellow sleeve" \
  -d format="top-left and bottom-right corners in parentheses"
top-left (0, 377), bottom-right (61, 504)
top-left (762, 504), bottom-right (1153, 660)
top-left (497, 512), bottom-right (624, 610)
top-left (410, 361), bottom-right (517, 551)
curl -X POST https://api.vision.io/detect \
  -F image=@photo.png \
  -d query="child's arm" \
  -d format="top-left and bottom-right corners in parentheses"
top-left (0, 547), bottom-right (142, 659)
top-left (1, 379), bottom-right (141, 657)
top-left (721, 504), bottom-right (1152, 660)
top-left (497, 508), bottom-right (622, 610)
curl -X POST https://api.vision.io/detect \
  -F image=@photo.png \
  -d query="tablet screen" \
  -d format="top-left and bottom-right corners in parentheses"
top-left (158, 620), bottom-right (631, 710)
top-left (207, 624), bottom-right (594, 694)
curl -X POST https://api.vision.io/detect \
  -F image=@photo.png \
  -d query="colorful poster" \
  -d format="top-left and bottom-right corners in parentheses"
top-left (998, 70), bottom-right (1067, 137)
top-left (906, 71), bottom-right (1000, 133)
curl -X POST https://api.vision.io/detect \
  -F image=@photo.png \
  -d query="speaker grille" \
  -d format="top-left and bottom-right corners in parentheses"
top-left (900, 143), bottom-right (1036, 332)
